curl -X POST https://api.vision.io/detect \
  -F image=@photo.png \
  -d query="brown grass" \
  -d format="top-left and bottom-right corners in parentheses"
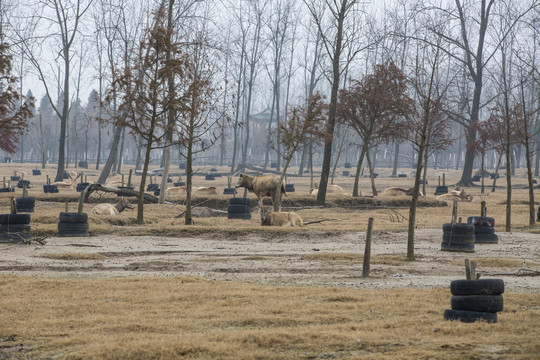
top-left (0, 275), bottom-right (538, 359)
top-left (1, 164), bottom-right (539, 236)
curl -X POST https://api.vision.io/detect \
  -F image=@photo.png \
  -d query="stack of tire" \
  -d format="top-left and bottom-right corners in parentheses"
top-left (11, 176), bottom-right (20, 182)
top-left (17, 180), bottom-right (31, 189)
top-left (398, 174), bottom-right (407, 178)
top-left (441, 223), bottom-right (475, 252)
top-left (223, 188), bottom-right (237, 195)
top-left (343, 171), bottom-right (350, 177)
top-left (467, 216), bottom-right (498, 244)
top-left (57, 212), bottom-right (89, 237)
top-left (76, 182), bottom-right (90, 192)
top-left (444, 279), bottom-right (504, 323)
top-left (537, 206), bottom-right (540, 221)
top-left (344, 162), bottom-right (351, 169)
top-left (227, 198), bottom-right (251, 220)
top-left (32, 169), bottom-right (41, 176)
top-left (205, 173), bottom-right (215, 181)
top-left (16, 197), bottom-right (36, 213)
top-left (62, 171), bottom-right (70, 180)
top-left (434, 185), bottom-right (448, 195)
top-left (147, 183), bottom-right (159, 192)
top-left (472, 175), bottom-right (481, 182)
top-left (285, 184), bottom-right (295, 193)
top-left (174, 182), bottom-right (185, 187)
top-left (0, 214), bottom-right (30, 243)
top-left (43, 184), bottom-right (59, 193)
top-left (0, 187), bottom-right (14, 193)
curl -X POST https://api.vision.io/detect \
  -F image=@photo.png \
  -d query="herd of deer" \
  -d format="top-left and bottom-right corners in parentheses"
top-left (19, 170), bottom-right (474, 226)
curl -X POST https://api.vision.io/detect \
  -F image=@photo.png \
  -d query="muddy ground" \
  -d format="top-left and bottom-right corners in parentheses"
top-left (1, 229), bottom-right (538, 294)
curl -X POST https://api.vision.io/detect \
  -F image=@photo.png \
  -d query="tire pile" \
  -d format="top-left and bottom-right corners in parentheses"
top-left (0, 214), bottom-right (31, 243)
top-left (43, 184), bottom-right (59, 193)
top-left (16, 197), bottom-right (36, 213)
top-left (434, 185), bottom-right (448, 195)
top-left (17, 180), bottom-right (31, 189)
top-left (227, 198), bottom-right (251, 220)
top-left (444, 279), bottom-right (504, 323)
top-left (57, 212), bottom-right (89, 237)
top-left (0, 187), bottom-right (14, 193)
top-left (76, 182), bottom-right (91, 192)
top-left (441, 223), bottom-right (475, 252)
top-left (285, 184), bottom-right (295, 193)
top-left (223, 188), bottom-right (237, 195)
top-left (32, 169), bottom-right (41, 176)
top-left (467, 216), bottom-right (498, 244)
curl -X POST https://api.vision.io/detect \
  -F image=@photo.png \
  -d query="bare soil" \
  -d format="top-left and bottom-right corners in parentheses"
top-left (2, 228), bottom-right (539, 293)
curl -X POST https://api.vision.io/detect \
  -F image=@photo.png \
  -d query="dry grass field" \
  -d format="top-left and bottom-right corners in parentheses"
top-left (0, 163), bottom-right (539, 359)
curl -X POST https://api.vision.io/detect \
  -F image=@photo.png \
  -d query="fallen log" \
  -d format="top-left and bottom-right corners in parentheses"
top-left (84, 183), bottom-right (160, 203)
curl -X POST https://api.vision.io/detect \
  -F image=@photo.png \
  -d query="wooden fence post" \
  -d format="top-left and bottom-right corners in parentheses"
top-left (362, 217), bottom-right (374, 277)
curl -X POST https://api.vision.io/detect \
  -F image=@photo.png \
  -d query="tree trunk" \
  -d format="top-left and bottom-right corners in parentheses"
top-left (392, 141), bottom-right (400, 176)
top-left (97, 125), bottom-right (122, 184)
top-left (490, 153), bottom-right (502, 193)
top-left (366, 150), bottom-right (377, 196)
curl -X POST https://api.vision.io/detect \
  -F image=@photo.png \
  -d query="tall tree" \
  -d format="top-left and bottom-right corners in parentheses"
top-left (339, 61), bottom-right (413, 197)
top-left (303, 0), bottom-right (362, 205)
top-left (12, 0), bottom-right (92, 181)
top-left (0, 39), bottom-right (34, 153)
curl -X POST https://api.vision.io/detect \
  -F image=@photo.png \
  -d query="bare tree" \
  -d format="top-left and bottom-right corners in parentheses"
top-left (303, 0), bottom-right (364, 205)
top-left (11, 0), bottom-right (92, 181)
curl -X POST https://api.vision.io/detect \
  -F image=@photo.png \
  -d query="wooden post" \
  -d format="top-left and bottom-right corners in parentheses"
top-left (128, 169), bottom-right (133, 187)
top-left (465, 259), bottom-right (477, 280)
top-left (10, 197), bottom-right (16, 214)
top-left (150, 176), bottom-right (153, 185)
top-left (443, 173), bottom-right (446, 186)
top-left (122, 174), bottom-right (125, 186)
top-left (23, 185), bottom-right (28, 198)
top-left (46, 175), bottom-right (50, 185)
top-left (362, 217), bottom-right (374, 277)
top-left (78, 189), bottom-right (86, 214)
top-left (438, 176), bottom-right (441, 186)
top-left (80, 172), bottom-right (84, 183)
top-left (481, 201), bottom-right (486, 217)
top-left (65, 201), bottom-right (69, 213)
top-left (2, 177), bottom-right (5, 188)
top-left (451, 200), bottom-right (458, 225)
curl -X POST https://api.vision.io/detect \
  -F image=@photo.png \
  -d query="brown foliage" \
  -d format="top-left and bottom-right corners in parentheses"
top-left (338, 61), bottom-right (413, 146)
top-left (0, 42), bottom-right (34, 153)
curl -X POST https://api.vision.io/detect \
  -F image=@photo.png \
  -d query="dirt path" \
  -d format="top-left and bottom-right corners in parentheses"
top-left (1, 229), bottom-right (539, 293)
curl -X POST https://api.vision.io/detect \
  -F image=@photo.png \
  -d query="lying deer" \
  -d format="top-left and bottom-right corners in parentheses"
top-left (92, 198), bottom-right (134, 215)
top-left (260, 206), bottom-right (303, 227)
top-left (52, 172), bottom-right (81, 189)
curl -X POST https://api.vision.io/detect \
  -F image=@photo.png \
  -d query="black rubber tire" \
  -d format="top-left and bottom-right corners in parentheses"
top-left (16, 197), bottom-right (36, 212)
top-left (17, 180), bottom-right (31, 188)
top-left (442, 223), bottom-right (474, 235)
top-left (450, 279), bottom-right (505, 296)
top-left (146, 184), bottom-right (159, 191)
top-left (205, 174), bottom-right (215, 180)
top-left (223, 188), bottom-right (237, 195)
top-left (441, 242), bottom-right (475, 252)
top-left (43, 184), bottom-right (59, 193)
top-left (444, 309), bottom-right (498, 323)
top-left (434, 185), bottom-right (448, 195)
top-left (398, 174), bottom-right (407, 178)
top-left (467, 216), bottom-right (495, 227)
top-left (76, 182), bottom-right (90, 192)
top-left (451, 295), bottom-right (503, 313)
top-left (59, 212), bottom-right (88, 223)
top-left (32, 170), bottom-right (41, 176)
top-left (154, 190), bottom-right (160, 196)
top-left (174, 182), bottom-right (185, 187)
top-left (0, 224), bottom-right (31, 233)
top-left (474, 225), bottom-right (495, 235)
top-left (229, 197), bottom-right (251, 206)
top-left (227, 204), bottom-right (251, 214)
top-left (442, 233), bottom-right (475, 244)
top-left (0, 188), bottom-right (14, 193)
top-left (0, 214), bottom-right (31, 225)
top-left (10, 176), bottom-right (20, 181)
top-left (475, 233), bottom-right (499, 244)
top-left (342, 171), bottom-right (350, 177)
top-left (228, 212), bottom-right (252, 220)
top-left (285, 184), bottom-right (295, 192)
top-left (57, 221), bottom-right (89, 237)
